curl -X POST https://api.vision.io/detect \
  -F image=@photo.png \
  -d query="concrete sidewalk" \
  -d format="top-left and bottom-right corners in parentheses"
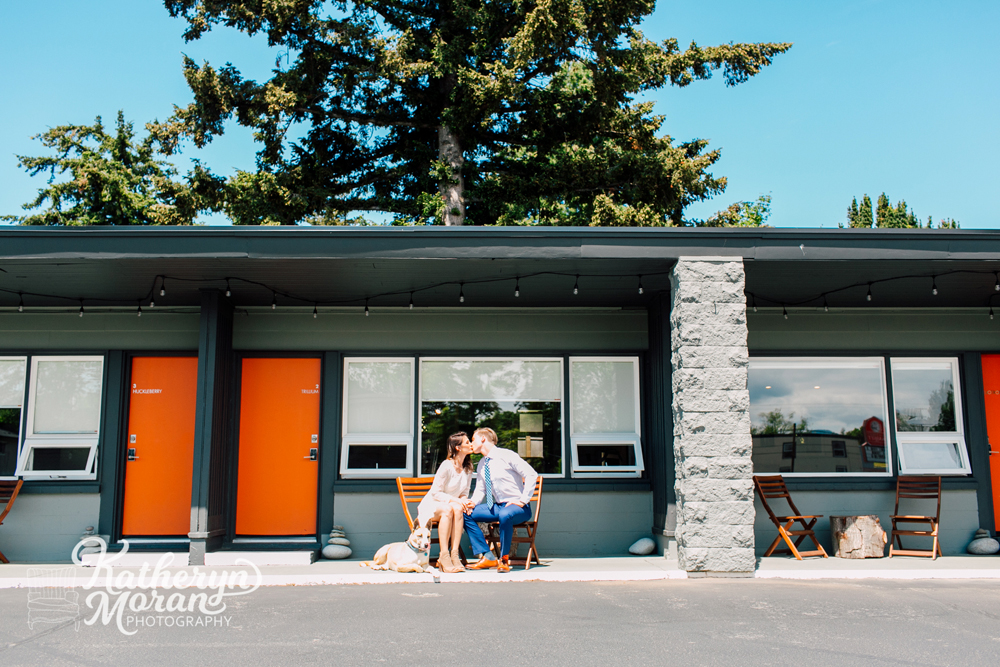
top-left (0, 556), bottom-right (686, 588)
top-left (757, 554), bottom-right (1000, 579)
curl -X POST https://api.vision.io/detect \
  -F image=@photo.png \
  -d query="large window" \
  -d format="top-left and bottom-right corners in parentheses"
top-left (0, 358), bottom-right (27, 478)
top-left (420, 358), bottom-right (563, 476)
top-left (891, 357), bottom-right (970, 475)
top-left (17, 356), bottom-right (104, 480)
top-left (340, 358), bottom-right (415, 478)
top-left (749, 358), bottom-right (891, 476)
top-left (569, 357), bottom-right (643, 478)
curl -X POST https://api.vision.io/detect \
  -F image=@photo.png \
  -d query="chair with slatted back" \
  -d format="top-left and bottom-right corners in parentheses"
top-left (485, 477), bottom-right (544, 570)
top-left (0, 478), bottom-right (24, 563)
top-left (754, 475), bottom-right (828, 559)
top-left (888, 476), bottom-right (942, 559)
top-left (395, 477), bottom-right (467, 566)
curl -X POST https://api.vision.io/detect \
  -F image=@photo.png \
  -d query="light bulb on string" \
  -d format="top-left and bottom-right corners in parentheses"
top-left (271, 292), bottom-right (277, 310)
top-left (751, 294), bottom-right (757, 313)
top-left (225, 280), bottom-right (232, 298)
top-left (17, 293), bottom-right (23, 313)
top-left (994, 273), bottom-right (999, 292)
top-left (823, 296), bottom-right (829, 313)
top-left (637, 276), bottom-right (644, 295)
top-left (991, 305), bottom-right (995, 321)
top-left (866, 283), bottom-right (872, 302)
top-left (459, 283), bottom-right (465, 303)
top-left (364, 299), bottom-right (369, 317)
top-left (409, 292), bottom-right (414, 309)
top-left (573, 276), bottom-right (579, 296)
top-left (137, 302), bottom-right (142, 318)
top-left (159, 279), bottom-right (166, 297)
top-left (782, 305), bottom-right (788, 320)
top-left (312, 304), bottom-right (318, 319)
top-left (514, 278), bottom-right (520, 298)
top-left (79, 301), bottom-right (84, 318)
top-left (932, 277), bottom-right (938, 296)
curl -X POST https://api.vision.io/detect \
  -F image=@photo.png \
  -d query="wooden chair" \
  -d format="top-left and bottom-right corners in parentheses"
top-left (485, 477), bottom-right (544, 570)
top-left (0, 478), bottom-right (24, 564)
top-left (888, 476), bottom-right (942, 559)
top-left (395, 477), bottom-right (467, 566)
top-left (754, 475), bottom-right (828, 560)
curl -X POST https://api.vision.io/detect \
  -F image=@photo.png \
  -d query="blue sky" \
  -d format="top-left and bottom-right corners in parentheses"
top-left (1, 1), bottom-right (996, 228)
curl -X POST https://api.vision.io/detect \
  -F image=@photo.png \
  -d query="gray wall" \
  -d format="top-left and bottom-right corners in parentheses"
top-left (749, 308), bottom-right (998, 351)
top-left (334, 490), bottom-right (654, 558)
top-left (754, 490), bottom-right (979, 556)
top-left (234, 307), bottom-right (648, 351)
top-left (0, 311), bottom-right (200, 350)
top-left (0, 493), bottom-right (100, 563)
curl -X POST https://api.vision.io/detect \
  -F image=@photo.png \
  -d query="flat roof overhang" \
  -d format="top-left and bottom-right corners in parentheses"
top-left (1, 226), bottom-right (999, 309)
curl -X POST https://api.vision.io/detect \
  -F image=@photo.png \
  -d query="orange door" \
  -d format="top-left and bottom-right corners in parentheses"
top-left (982, 355), bottom-right (1000, 531)
top-left (122, 357), bottom-right (198, 536)
top-left (235, 358), bottom-right (321, 535)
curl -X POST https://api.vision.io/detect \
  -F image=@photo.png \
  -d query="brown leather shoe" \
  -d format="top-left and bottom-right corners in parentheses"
top-left (497, 556), bottom-right (510, 573)
top-left (468, 555), bottom-right (498, 570)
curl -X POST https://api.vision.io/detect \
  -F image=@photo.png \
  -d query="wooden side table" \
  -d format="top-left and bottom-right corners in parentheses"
top-left (830, 515), bottom-right (887, 558)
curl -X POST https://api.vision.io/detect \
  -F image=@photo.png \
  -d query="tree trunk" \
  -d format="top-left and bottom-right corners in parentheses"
top-left (830, 515), bottom-right (887, 558)
top-left (438, 124), bottom-right (465, 225)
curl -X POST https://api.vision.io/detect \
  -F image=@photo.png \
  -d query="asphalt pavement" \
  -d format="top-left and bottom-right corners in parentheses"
top-left (1, 579), bottom-right (999, 666)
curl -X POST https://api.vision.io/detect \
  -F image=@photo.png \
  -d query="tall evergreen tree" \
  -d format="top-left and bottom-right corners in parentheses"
top-left (151, 0), bottom-right (791, 225)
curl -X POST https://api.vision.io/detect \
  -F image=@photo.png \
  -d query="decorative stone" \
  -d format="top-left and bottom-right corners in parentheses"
top-left (322, 544), bottom-right (352, 560)
top-left (329, 531), bottom-right (346, 538)
top-left (332, 525), bottom-right (345, 531)
top-left (967, 529), bottom-right (1000, 555)
top-left (831, 515), bottom-right (886, 558)
top-left (628, 538), bottom-right (656, 556)
top-left (328, 537), bottom-right (351, 546)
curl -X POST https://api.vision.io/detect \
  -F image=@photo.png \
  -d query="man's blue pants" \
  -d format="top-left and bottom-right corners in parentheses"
top-left (464, 502), bottom-right (533, 558)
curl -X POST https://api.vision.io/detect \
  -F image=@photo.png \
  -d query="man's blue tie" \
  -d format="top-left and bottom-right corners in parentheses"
top-left (484, 458), bottom-right (494, 509)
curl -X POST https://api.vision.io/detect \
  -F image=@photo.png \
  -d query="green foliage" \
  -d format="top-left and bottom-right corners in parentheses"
top-left (751, 409), bottom-right (808, 436)
top-left (845, 192), bottom-right (959, 229)
top-left (148, 0), bottom-right (791, 225)
top-left (700, 194), bottom-right (771, 227)
top-left (2, 112), bottom-right (216, 226)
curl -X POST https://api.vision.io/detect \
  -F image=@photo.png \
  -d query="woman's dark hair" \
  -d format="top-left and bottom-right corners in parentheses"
top-left (446, 432), bottom-right (473, 471)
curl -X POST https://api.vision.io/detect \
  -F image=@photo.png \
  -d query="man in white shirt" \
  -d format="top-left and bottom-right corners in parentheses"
top-left (463, 427), bottom-right (538, 573)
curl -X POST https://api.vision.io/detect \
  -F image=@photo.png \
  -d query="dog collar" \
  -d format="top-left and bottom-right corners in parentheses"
top-left (407, 541), bottom-right (426, 554)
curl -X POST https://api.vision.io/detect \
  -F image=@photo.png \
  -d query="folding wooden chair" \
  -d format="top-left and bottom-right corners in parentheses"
top-left (888, 476), bottom-right (942, 559)
top-left (754, 475), bottom-right (828, 559)
top-left (395, 477), bottom-right (467, 566)
top-left (486, 477), bottom-right (544, 570)
top-left (0, 478), bottom-right (24, 564)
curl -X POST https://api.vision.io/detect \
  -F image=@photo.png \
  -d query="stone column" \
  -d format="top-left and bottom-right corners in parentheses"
top-left (670, 258), bottom-right (755, 576)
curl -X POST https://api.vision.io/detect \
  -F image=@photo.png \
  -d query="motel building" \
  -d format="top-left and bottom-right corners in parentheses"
top-left (0, 226), bottom-right (998, 576)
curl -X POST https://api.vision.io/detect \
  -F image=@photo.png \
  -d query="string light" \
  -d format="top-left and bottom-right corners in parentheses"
top-left (78, 301), bottom-right (84, 317)
top-left (573, 276), bottom-right (579, 295)
top-left (17, 293), bottom-right (23, 313)
top-left (866, 283), bottom-right (872, 302)
top-left (271, 292), bottom-right (277, 309)
top-left (409, 292), bottom-right (414, 309)
top-left (991, 305), bottom-right (995, 321)
top-left (312, 304), bottom-right (318, 319)
top-left (823, 296), bottom-right (829, 313)
top-left (364, 299), bottom-right (369, 316)
top-left (751, 294), bottom-right (757, 313)
top-left (514, 278), bottom-right (520, 298)
top-left (137, 302), bottom-right (142, 318)
top-left (159, 279), bottom-right (166, 297)
top-left (149, 297), bottom-right (155, 308)
top-left (932, 277), bottom-right (938, 296)
top-left (225, 279), bottom-right (232, 298)
top-left (638, 276), bottom-right (644, 295)
top-left (782, 305), bottom-right (788, 320)
top-left (459, 283), bottom-right (465, 303)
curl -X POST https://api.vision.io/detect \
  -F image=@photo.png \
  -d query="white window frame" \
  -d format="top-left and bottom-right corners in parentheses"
top-left (0, 356), bottom-right (27, 480)
top-left (749, 357), bottom-right (893, 478)
top-left (340, 357), bottom-right (415, 479)
top-left (17, 355), bottom-right (104, 480)
top-left (418, 357), bottom-right (565, 477)
top-left (890, 357), bottom-right (971, 475)
top-left (569, 356), bottom-right (643, 478)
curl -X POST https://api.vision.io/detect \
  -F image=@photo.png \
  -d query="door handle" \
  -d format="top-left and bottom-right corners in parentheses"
top-left (127, 448), bottom-right (139, 461)
top-left (991, 451), bottom-right (1000, 455)
top-left (304, 448), bottom-right (318, 461)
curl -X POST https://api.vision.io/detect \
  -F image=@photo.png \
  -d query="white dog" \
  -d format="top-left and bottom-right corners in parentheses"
top-left (361, 526), bottom-right (433, 573)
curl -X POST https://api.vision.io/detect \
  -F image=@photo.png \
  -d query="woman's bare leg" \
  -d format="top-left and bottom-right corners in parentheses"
top-left (436, 511), bottom-right (458, 571)
top-left (450, 504), bottom-right (465, 568)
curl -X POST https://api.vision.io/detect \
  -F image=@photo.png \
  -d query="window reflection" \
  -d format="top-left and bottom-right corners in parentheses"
top-left (891, 366), bottom-right (956, 432)
top-left (750, 360), bottom-right (889, 474)
top-left (0, 408), bottom-right (20, 476)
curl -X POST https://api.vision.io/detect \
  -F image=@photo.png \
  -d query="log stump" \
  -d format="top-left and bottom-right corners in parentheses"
top-left (830, 515), bottom-right (887, 558)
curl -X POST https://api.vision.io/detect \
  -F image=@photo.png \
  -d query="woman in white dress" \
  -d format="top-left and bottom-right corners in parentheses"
top-left (417, 431), bottom-right (474, 573)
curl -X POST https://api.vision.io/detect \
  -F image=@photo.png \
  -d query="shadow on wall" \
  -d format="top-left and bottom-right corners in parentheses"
top-left (0, 494), bottom-right (101, 563)
top-left (753, 490), bottom-right (979, 557)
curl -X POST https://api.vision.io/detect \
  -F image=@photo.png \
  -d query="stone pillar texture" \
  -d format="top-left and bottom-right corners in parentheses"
top-left (670, 258), bottom-right (754, 574)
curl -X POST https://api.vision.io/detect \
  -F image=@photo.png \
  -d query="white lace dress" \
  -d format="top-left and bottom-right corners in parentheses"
top-left (416, 460), bottom-right (473, 528)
